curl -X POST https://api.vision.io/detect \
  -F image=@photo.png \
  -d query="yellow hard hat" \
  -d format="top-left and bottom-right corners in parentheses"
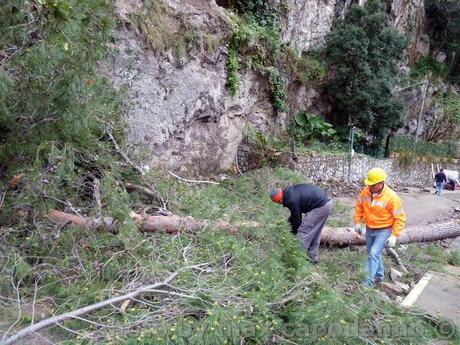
top-left (364, 168), bottom-right (387, 186)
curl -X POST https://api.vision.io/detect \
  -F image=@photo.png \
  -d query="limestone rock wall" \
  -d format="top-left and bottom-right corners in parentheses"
top-left (105, 0), bottom-right (437, 177)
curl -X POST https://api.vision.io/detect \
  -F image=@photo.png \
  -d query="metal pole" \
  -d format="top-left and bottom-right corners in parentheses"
top-left (414, 80), bottom-right (428, 155)
top-left (348, 126), bottom-right (355, 182)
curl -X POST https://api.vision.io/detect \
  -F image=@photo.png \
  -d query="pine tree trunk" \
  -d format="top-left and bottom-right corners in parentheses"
top-left (48, 210), bottom-right (237, 235)
top-left (48, 210), bottom-right (459, 244)
top-left (321, 221), bottom-right (460, 245)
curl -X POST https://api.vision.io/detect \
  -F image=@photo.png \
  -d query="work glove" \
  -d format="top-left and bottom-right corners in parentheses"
top-left (385, 235), bottom-right (397, 248)
top-left (354, 223), bottom-right (363, 235)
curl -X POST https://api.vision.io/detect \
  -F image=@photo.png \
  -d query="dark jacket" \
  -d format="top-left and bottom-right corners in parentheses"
top-left (282, 184), bottom-right (330, 234)
top-left (435, 172), bottom-right (447, 183)
top-left (445, 178), bottom-right (456, 191)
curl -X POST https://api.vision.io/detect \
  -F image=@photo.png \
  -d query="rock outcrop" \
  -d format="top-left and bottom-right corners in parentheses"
top-left (388, 0), bottom-right (429, 63)
top-left (280, 0), bottom-right (336, 53)
top-left (103, 0), bottom-right (439, 177)
top-left (104, 0), bottom-right (290, 176)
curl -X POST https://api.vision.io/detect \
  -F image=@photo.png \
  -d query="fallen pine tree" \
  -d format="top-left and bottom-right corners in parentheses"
top-left (321, 221), bottom-right (460, 245)
top-left (48, 209), bottom-right (237, 235)
top-left (48, 209), bottom-right (460, 245)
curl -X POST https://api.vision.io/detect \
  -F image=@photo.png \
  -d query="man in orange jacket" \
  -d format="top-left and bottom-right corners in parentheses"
top-left (354, 168), bottom-right (406, 287)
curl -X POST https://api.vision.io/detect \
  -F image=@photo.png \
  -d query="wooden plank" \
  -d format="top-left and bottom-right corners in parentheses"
top-left (401, 272), bottom-right (432, 308)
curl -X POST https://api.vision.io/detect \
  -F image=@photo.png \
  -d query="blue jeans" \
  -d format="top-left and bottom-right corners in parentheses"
top-left (435, 182), bottom-right (444, 195)
top-left (363, 228), bottom-right (391, 287)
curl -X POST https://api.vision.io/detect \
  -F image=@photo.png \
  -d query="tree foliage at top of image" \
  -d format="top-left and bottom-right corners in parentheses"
top-left (0, 0), bottom-right (131, 229)
top-left (0, 0), bottom-right (118, 165)
top-left (325, 0), bottom-right (407, 149)
top-left (425, 0), bottom-right (460, 84)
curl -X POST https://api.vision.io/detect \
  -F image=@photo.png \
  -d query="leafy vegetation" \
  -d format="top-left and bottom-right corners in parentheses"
top-left (225, 2), bottom-right (325, 113)
top-left (410, 56), bottom-right (449, 80)
top-left (390, 135), bottom-right (456, 158)
top-left (127, 0), bottom-right (217, 57)
top-left (288, 111), bottom-right (336, 144)
top-left (2, 158), bottom-right (458, 343)
top-left (231, 0), bottom-right (280, 28)
top-left (425, 91), bottom-right (460, 142)
top-left (226, 15), bottom-right (288, 112)
top-left (289, 50), bottom-right (327, 85)
top-left (448, 250), bottom-right (460, 266)
top-left (325, 0), bottom-right (407, 149)
top-left (394, 150), bottom-right (418, 168)
top-left (403, 243), bottom-right (460, 273)
top-left (0, 0), bottom-right (119, 164)
top-left (425, 0), bottom-right (460, 84)
top-left (265, 66), bottom-right (288, 112)
top-left (0, 0), bottom-right (133, 236)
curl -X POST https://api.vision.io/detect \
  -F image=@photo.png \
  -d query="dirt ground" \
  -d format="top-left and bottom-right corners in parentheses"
top-left (336, 186), bottom-right (460, 226)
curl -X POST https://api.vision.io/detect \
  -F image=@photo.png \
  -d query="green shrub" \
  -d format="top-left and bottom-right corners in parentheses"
top-left (0, 0), bottom-right (120, 164)
top-left (390, 135), bottom-right (456, 158)
top-left (288, 111), bottom-right (336, 144)
top-left (226, 18), bottom-right (288, 111)
top-left (410, 56), bottom-right (449, 79)
top-left (425, 0), bottom-right (460, 84)
top-left (395, 150), bottom-right (418, 168)
top-left (265, 66), bottom-right (288, 112)
top-left (428, 92), bottom-right (460, 142)
top-left (227, 37), bottom-right (241, 95)
top-left (325, 0), bottom-right (407, 149)
top-left (292, 51), bottom-right (327, 85)
top-left (232, 0), bottom-right (280, 28)
top-left (448, 250), bottom-right (460, 266)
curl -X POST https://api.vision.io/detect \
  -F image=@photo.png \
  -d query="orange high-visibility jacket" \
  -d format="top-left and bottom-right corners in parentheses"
top-left (354, 185), bottom-right (406, 237)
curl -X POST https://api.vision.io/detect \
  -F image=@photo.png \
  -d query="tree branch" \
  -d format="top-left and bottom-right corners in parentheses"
top-left (2, 265), bottom-right (206, 345)
top-left (124, 183), bottom-right (169, 214)
top-left (168, 171), bottom-right (220, 185)
top-left (385, 247), bottom-right (408, 273)
top-left (106, 130), bottom-right (145, 176)
top-left (93, 178), bottom-right (102, 222)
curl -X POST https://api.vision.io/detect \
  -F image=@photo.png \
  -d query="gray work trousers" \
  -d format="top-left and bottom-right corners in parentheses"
top-left (297, 200), bottom-right (333, 262)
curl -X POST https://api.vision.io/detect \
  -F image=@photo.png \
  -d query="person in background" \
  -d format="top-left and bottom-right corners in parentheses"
top-left (444, 178), bottom-right (456, 191)
top-left (354, 168), bottom-right (406, 287)
top-left (270, 184), bottom-right (332, 264)
top-left (434, 168), bottom-right (448, 195)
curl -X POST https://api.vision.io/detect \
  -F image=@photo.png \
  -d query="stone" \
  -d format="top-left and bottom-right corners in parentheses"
top-left (390, 268), bottom-right (404, 282)
top-left (381, 282), bottom-right (404, 296)
top-left (395, 281), bottom-right (410, 292)
top-left (435, 51), bottom-right (447, 63)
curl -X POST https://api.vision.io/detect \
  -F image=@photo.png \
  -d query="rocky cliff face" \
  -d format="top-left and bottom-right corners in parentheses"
top-left (105, 0), bottom-right (432, 177)
top-left (280, 0), bottom-right (336, 52)
top-left (106, 0), bottom-right (281, 176)
top-left (388, 0), bottom-right (429, 63)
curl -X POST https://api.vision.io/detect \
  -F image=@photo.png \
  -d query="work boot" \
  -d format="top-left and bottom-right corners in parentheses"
top-left (373, 278), bottom-right (383, 286)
